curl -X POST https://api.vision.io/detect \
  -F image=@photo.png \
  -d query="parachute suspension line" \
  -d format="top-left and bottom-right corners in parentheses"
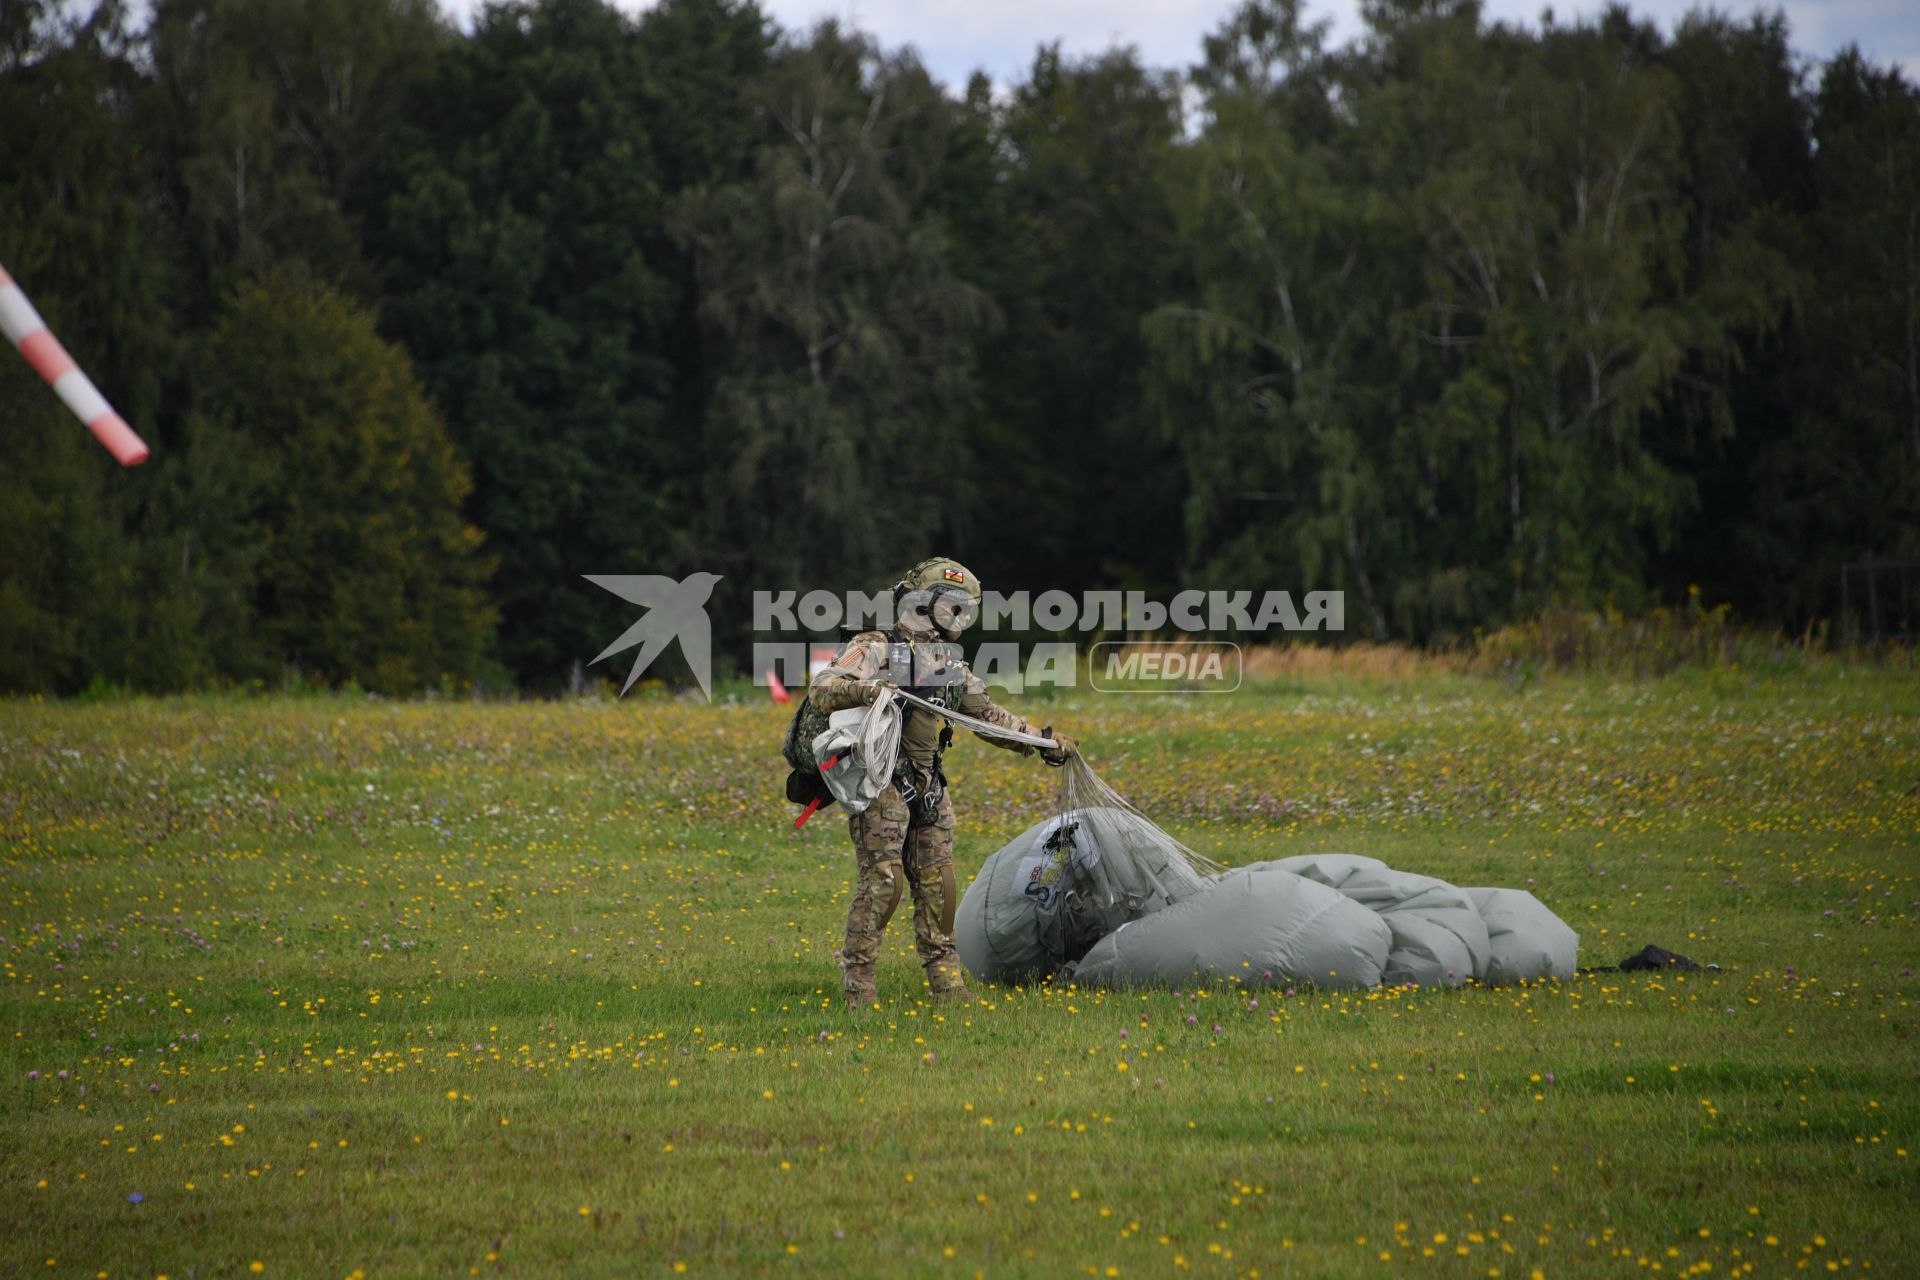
top-left (889, 686), bottom-right (1061, 751)
top-left (886, 685), bottom-right (1224, 883)
top-left (955, 735), bottom-right (1229, 986)
top-left (1057, 754), bottom-right (1226, 879)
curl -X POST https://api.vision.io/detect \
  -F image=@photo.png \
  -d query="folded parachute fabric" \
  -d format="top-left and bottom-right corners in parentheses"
top-left (810, 692), bottom-right (902, 815)
top-left (1070, 864), bottom-right (1392, 990)
top-left (1261, 854), bottom-right (1493, 987)
top-left (957, 816), bottom-right (1578, 990)
top-left (1465, 887), bottom-right (1580, 984)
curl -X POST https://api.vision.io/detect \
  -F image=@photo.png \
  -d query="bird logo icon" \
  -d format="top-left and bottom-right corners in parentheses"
top-left (584, 571), bottom-right (723, 699)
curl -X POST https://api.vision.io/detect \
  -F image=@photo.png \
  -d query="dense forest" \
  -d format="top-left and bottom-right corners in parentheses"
top-left (1, 0), bottom-right (1915, 693)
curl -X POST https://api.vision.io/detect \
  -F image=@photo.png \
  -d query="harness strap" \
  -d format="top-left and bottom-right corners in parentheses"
top-left (884, 686), bottom-right (1056, 829)
top-left (894, 697), bottom-right (953, 827)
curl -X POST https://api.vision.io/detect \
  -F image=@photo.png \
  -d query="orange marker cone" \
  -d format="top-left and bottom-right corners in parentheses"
top-left (768, 670), bottom-right (791, 704)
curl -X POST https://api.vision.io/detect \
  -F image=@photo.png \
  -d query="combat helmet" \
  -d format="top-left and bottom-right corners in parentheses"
top-left (892, 557), bottom-right (982, 642)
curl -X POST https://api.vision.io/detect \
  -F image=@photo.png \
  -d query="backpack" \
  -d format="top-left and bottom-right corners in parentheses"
top-left (782, 695), bottom-right (834, 773)
top-left (782, 695), bottom-right (835, 809)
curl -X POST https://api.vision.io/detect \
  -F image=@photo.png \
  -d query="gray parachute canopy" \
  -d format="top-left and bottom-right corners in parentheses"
top-left (953, 808), bottom-right (1214, 984)
top-left (955, 757), bottom-right (1222, 984)
top-left (956, 760), bottom-right (1577, 990)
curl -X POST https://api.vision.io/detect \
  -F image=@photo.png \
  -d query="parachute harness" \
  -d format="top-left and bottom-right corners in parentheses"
top-left (887, 685), bottom-right (1041, 828)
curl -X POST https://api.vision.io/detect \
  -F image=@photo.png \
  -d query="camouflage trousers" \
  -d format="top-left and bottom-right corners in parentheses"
top-left (840, 780), bottom-right (966, 1000)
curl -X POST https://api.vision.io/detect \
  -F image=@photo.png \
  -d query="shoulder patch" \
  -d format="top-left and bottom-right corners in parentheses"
top-left (829, 631), bottom-right (887, 671)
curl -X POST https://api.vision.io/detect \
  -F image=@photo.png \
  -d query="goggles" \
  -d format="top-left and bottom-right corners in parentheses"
top-left (898, 582), bottom-right (978, 636)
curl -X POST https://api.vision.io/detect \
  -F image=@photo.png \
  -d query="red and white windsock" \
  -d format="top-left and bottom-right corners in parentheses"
top-left (0, 263), bottom-right (149, 467)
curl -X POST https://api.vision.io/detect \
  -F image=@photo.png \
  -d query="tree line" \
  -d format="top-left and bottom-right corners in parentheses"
top-left (1, 0), bottom-right (1914, 693)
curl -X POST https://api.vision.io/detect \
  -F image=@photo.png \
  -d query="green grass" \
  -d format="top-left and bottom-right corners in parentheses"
top-left (1, 666), bottom-right (1915, 1278)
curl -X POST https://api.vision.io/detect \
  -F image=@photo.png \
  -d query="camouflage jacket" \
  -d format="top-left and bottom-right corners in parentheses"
top-left (809, 630), bottom-right (1042, 772)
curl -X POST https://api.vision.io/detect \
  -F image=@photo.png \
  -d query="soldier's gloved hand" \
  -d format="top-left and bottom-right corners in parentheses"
top-left (1038, 730), bottom-right (1077, 767)
top-left (857, 679), bottom-right (896, 706)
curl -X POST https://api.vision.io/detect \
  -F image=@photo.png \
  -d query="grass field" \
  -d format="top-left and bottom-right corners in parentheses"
top-left (2, 665), bottom-right (1915, 1278)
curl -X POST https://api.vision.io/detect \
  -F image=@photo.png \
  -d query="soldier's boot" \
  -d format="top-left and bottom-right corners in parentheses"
top-left (842, 963), bottom-right (879, 1012)
top-left (925, 960), bottom-right (974, 1004)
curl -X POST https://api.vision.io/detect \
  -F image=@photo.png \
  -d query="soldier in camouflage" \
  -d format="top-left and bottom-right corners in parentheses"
top-left (809, 557), bottom-right (1076, 1009)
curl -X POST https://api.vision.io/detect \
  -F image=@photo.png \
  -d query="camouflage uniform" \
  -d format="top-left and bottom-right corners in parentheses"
top-left (811, 628), bottom-right (1046, 1006)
